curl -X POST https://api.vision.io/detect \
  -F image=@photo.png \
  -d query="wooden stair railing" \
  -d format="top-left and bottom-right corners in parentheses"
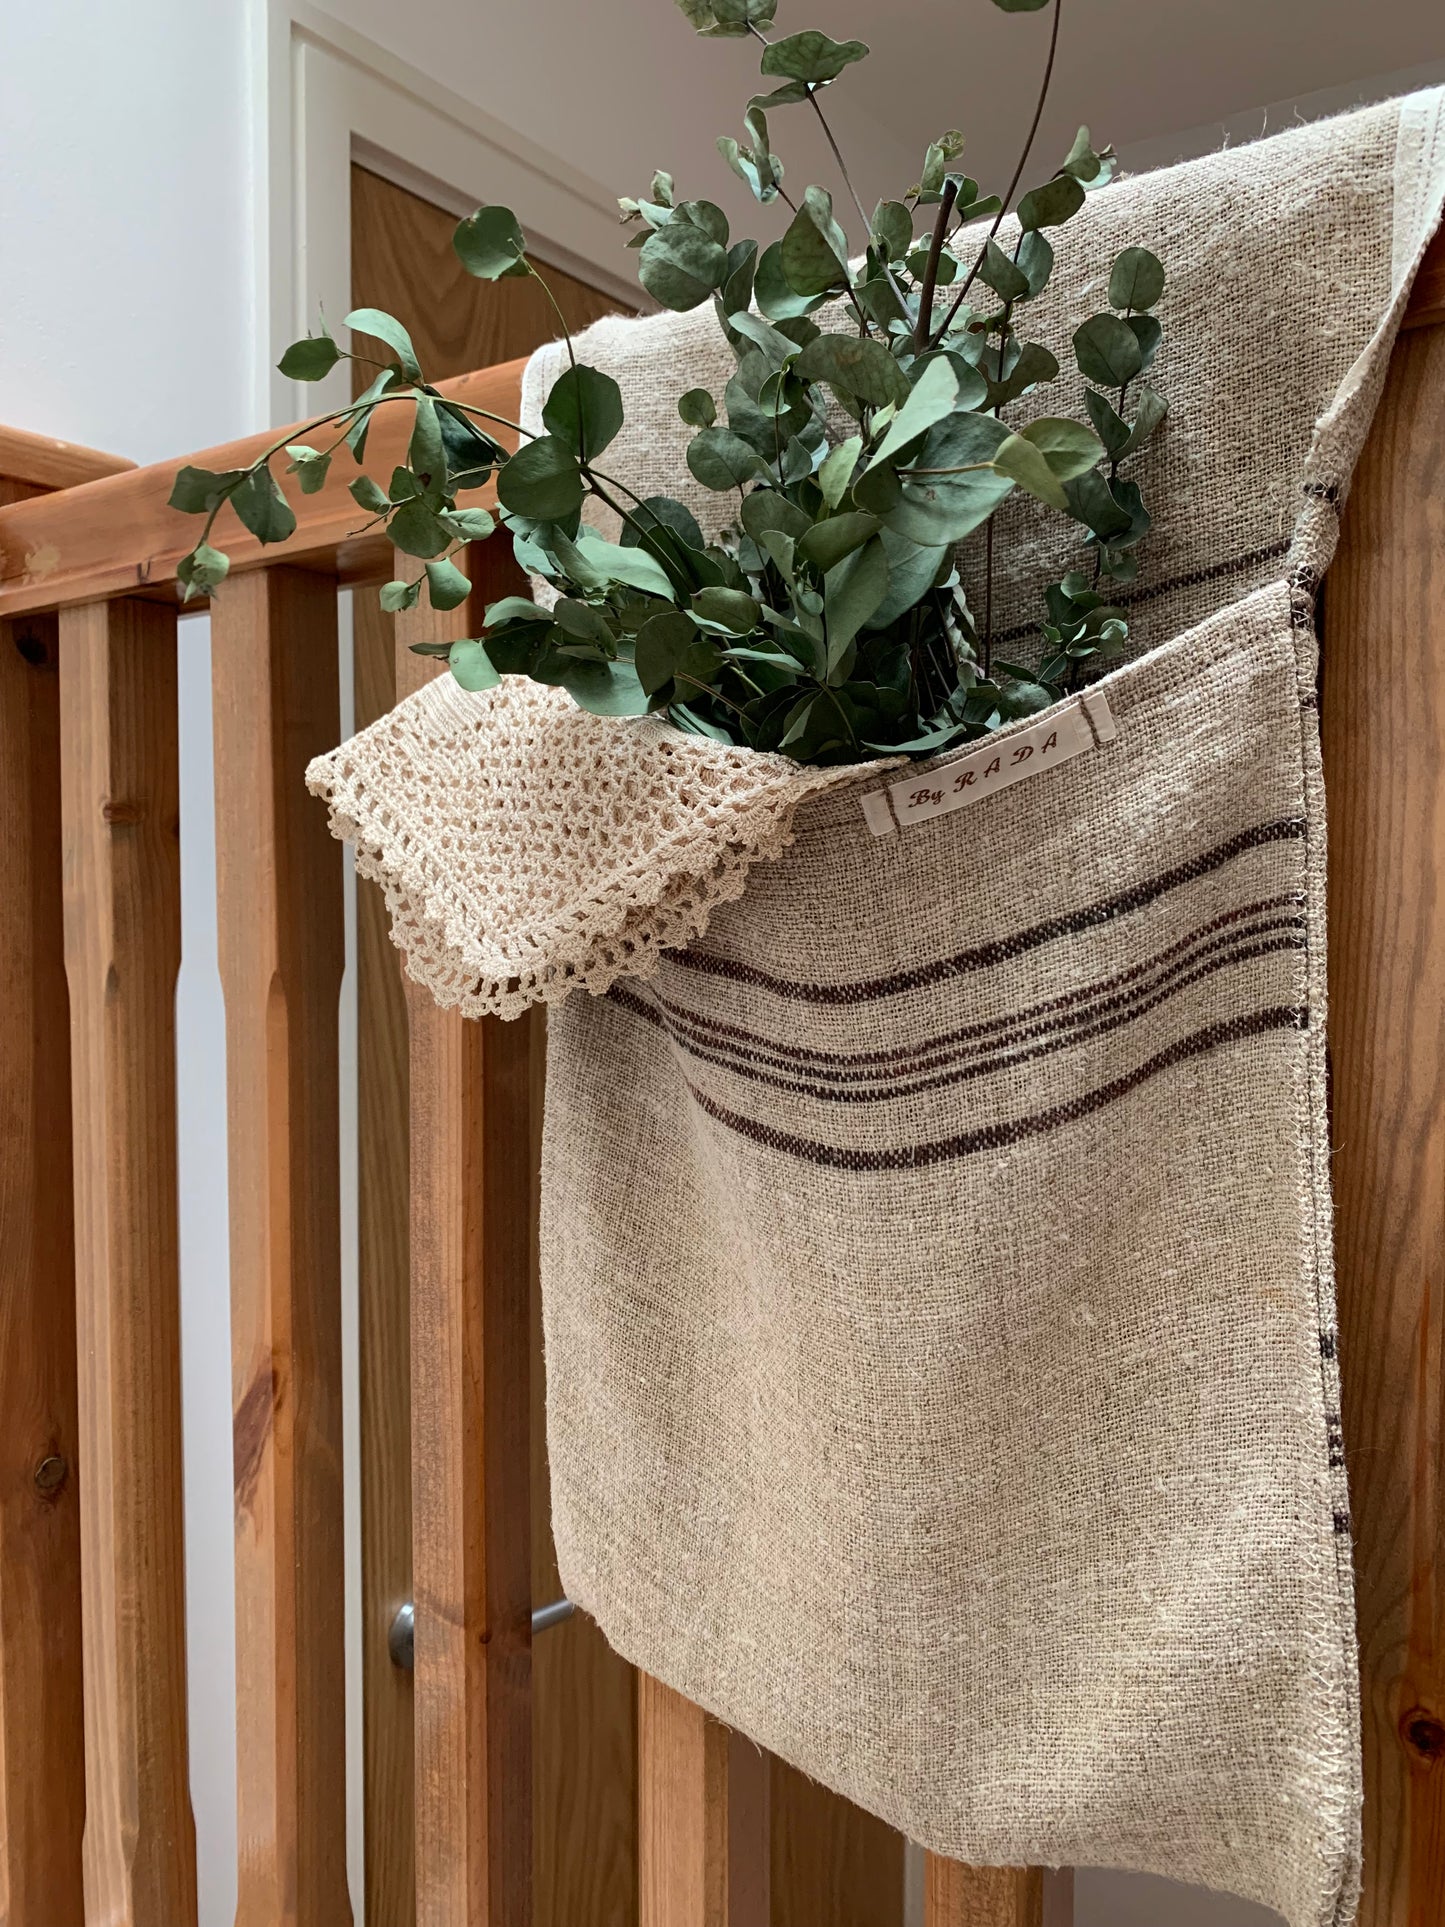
top-left (0, 222), bottom-right (1440, 1927)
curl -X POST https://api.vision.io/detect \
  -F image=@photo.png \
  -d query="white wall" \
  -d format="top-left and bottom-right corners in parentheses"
top-left (0, 7), bottom-right (260, 1924)
top-left (3, 2), bottom-right (1442, 1924)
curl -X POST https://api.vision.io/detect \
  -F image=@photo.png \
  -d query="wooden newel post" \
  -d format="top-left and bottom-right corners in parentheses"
top-left (0, 607), bottom-right (85, 1927)
top-left (396, 541), bottom-right (535, 1927)
top-left (0, 427), bottom-right (134, 1927)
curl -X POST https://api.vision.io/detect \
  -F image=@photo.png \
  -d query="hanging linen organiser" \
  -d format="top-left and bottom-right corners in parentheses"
top-left (309, 90), bottom-right (1445, 1927)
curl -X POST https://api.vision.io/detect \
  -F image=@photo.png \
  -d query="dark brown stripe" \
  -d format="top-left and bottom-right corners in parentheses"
top-left (989, 538), bottom-right (1293, 648)
top-left (648, 897), bottom-right (1305, 1073)
top-left (681, 1006), bottom-right (1309, 1169)
top-left (675, 818), bottom-right (1307, 1006)
top-left (620, 935), bottom-right (1306, 1107)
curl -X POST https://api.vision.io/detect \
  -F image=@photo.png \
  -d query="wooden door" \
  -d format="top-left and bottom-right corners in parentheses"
top-left (349, 161), bottom-right (906, 1927)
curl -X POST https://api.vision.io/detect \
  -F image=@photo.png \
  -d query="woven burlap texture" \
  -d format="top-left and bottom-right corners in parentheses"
top-left (306, 87), bottom-right (1445, 1927)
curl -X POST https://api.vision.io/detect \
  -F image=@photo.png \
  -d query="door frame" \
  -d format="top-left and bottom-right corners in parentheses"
top-left (259, 0), bottom-right (641, 427)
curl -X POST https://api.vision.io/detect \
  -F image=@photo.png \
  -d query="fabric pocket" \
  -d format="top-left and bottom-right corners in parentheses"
top-left (540, 579), bottom-right (1359, 1927)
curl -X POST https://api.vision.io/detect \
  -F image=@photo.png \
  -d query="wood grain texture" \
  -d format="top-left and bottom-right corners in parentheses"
top-left (210, 569), bottom-right (351, 1927)
top-left (353, 585), bottom-right (417, 1927)
top-left (638, 1677), bottom-right (730, 1927)
top-left (1322, 311), bottom-right (1445, 1927)
top-left (0, 613), bottom-right (85, 1926)
top-left (529, 1009), bottom-right (640, 1927)
top-left (59, 596), bottom-right (197, 1926)
top-left (925, 1859), bottom-right (1043, 1927)
top-left (1400, 224), bottom-right (1445, 333)
top-left (639, 1678), bottom-right (770, 1927)
top-left (351, 168), bottom-right (637, 1927)
top-left (0, 360), bottom-right (525, 621)
top-left (351, 165), bottom-right (627, 378)
top-left (769, 1763), bottom-right (899, 1927)
top-left (0, 421), bottom-right (133, 491)
top-left (397, 543), bottom-right (534, 1927)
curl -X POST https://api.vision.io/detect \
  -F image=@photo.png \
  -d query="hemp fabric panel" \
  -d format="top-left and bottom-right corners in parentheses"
top-left (307, 88), bottom-right (1445, 1927)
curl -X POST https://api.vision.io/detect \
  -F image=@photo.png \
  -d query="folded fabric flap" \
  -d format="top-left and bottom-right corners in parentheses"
top-left (306, 670), bottom-right (872, 1021)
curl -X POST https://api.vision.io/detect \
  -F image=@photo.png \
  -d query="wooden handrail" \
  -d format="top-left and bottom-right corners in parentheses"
top-left (0, 358), bottom-right (526, 621)
top-left (1, 226), bottom-right (1440, 623)
top-left (0, 423), bottom-right (134, 495)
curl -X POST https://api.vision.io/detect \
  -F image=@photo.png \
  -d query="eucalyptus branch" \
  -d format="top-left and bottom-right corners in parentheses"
top-left (927, 0), bottom-right (1062, 348)
top-left (913, 177), bottom-right (960, 350)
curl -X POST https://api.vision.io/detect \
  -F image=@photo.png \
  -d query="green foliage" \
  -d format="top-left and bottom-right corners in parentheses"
top-left (173, 0), bottom-right (1170, 761)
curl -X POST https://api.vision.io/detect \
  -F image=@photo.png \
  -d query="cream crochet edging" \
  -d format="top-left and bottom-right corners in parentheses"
top-left (306, 672), bottom-right (871, 1021)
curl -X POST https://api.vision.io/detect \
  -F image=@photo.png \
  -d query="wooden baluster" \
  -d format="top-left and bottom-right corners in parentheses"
top-left (1324, 286), bottom-right (1445, 1926)
top-left (396, 542), bottom-right (533, 1927)
top-left (59, 595), bottom-right (197, 1926)
top-left (638, 1675), bottom-right (769, 1927)
top-left (210, 568), bottom-right (351, 1927)
top-left (0, 610), bottom-right (85, 1926)
top-left (924, 1861), bottom-right (1047, 1927)
top-left (352, 587), bottom-right (417, 1925)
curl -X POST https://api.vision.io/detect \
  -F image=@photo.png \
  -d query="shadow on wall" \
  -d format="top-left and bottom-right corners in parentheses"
top-left (1077, 1870), bottom-right (1283, 1927)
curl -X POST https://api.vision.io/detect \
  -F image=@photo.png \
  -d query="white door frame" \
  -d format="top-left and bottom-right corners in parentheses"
top-left (258, 0), bottom-right (640, 427)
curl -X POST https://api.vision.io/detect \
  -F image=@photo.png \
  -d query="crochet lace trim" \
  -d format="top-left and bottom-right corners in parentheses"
top-left (307, 672), bottom-right (872, 1021)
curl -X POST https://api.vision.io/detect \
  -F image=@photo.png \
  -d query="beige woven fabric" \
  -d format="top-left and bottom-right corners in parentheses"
top-left (308, 88), bottom-right (1445, 1927)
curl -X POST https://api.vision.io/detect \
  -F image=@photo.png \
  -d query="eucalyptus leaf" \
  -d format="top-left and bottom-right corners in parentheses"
top-left (870, 200), bottom-right (913, 261)
top-left (678, 387), bottom-right (718, 428)
top-left (169, 465), bottom-right (243, 514)
top-left (496, 435), bottom-right (585, 521)
top-left (687, 425), bottom-right (769, 491)
top-left (992, 432), bottom-right (1069, 510)
top-left (760, 29), bottom-right (869, 83)
top-left (864, 354), bottom-right (959, 472)
top-left (794, 333), bottom-right (909, 407)
top-left (542, 363), bottom-right (625, 459)
top-left (692, 586), bottom-right (761, 633)
top-left (755, 239), bottom-right (828, 319)
top-left (285, 445), bottom-right (331, 494)
top-left (1072, 313), bottom-right (1143, 388)
top-left (278, 333), bottom-right (341, 381)
top-left (390, 498), bottom-right (452, 558)
top-left (425, 557), bottom-right (473, 611)
top-left (380, 578), bottom-right (423, 613)
top-left (349, 474), bottom-right (390, 514)
top-left (1108, 246), bottom-right (1165, 312)
top-left (1084, 389), bottom-right (1130, 459)
top-left (978, 238), bottom-right (1030, 302)
top-left (563, 658), bottom-right (651, 717)
top-left (344, 308), bottom-right (422, 381)
top-left (639, 221), bottom-right (729, 309)
top-left (177, 543), bottom-right (230, 600)
top-left (797, 511), bottom-right (880, 573)
top-left (448, 638), bottom-right (501, 691)
top-left (1118, 383), bottom-right (1168, 456)
top-left (779, 187), bottom-right (850, 296)
top-left (817, 434), bottom-right (862, 510)
top-left (409, 393), bottom-right (446, 494)
top-left (1015, 174), bottom-right (1085, 231)
top-left (1126, 312), bottom-right (1163, 371)
top-left (453, 205), bottom-right (528, 280)
top-left (824, 537), bottom-right (890, 664)
top-left (231, 468), bottom-right (297, 545)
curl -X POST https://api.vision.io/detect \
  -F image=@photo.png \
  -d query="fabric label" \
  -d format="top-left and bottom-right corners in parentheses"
top-left (860, 690), bottom-right (1117, 836)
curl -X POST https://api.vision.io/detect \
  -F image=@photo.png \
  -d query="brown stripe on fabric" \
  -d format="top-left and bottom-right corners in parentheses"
top-left (616, 934), bottom-right (1306, 1107)
top-left (989, 537), bottom-right (1293, 647)
top-left (675, 817), bottom-right (1307, 1005)
top-left (678, 1006), bottom-right (1310, 1169)
top-left (649, 897), bottom-right (1305, 1072)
